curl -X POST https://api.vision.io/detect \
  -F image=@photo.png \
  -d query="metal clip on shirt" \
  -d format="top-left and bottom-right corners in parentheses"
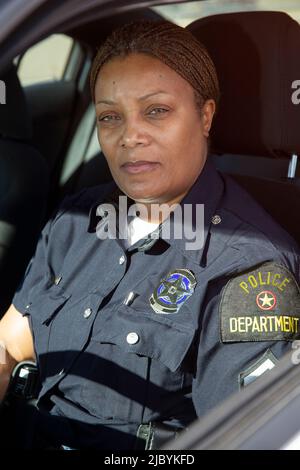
top-left (123, 292), bottom-right (137, 306)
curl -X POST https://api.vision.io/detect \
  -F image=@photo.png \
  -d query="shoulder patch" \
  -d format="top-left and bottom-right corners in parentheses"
top-left (220, 262), bottom-right (300, 342)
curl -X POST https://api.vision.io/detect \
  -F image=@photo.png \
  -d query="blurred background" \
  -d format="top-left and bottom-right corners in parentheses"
top-left (16, 0), bottom-right (300, 86)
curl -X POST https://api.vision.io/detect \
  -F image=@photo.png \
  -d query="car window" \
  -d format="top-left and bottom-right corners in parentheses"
top-left (152, 0), bottom-right (300, 26)
top-left (16, 33), bottom-right (73, 86)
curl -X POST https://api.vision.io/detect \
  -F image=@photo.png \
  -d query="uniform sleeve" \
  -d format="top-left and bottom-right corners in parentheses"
top-left (12, 218), bottom-right (52, 315)
top-left (192, 257), bottom-right (300, 417)
top-left (12, 192), bottom-right (81, 315)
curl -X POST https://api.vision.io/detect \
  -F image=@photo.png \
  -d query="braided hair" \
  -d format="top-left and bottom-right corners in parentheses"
top-left (89, 20), bottom-right (220, 113)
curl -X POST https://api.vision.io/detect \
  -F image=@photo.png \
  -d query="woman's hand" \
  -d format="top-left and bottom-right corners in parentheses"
top-left (0, 304), bottom-right (35, 402)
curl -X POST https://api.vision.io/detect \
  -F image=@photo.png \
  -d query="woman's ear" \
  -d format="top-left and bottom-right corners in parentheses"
top-left (201, 99), bottom-right (216, 137)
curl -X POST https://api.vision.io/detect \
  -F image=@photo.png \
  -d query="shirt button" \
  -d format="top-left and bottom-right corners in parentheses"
top-left (25, 303), bottom-right (32, 309)
top-left (211, 214), bottom-right (222, 225)
top-left (54, 276), bottom-right (62, 285)
top-left (119, 255), bottom-right (126, 265)
top-left (83, 308), bottom-right (92, 319)
top-left (126, 332), bottom-right (139, 345)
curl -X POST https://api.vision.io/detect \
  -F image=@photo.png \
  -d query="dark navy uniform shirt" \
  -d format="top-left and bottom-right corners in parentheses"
top-left (12, 159), bottom-right (300, 449)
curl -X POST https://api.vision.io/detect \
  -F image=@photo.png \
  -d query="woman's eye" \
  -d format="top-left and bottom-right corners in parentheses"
top-left (148, 107), bottom-right (169, 116)
top-left (98, 114), bottom-right (120, 123)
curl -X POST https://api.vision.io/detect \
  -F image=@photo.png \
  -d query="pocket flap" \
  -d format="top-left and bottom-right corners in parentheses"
top-left (25, 286), bottom-right (71, 324)
top-left (92, 306), bottom-right (196, 372)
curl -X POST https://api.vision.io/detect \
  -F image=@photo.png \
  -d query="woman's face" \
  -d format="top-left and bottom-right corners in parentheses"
top-left (94, 53), bottom-right (215, 205)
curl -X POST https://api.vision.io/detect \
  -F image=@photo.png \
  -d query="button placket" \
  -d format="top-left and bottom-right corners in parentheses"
top-left (81, 292), bottom-right (105, 323)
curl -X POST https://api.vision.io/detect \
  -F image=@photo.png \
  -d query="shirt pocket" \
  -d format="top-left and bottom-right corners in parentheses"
top-left (24, 282), bottom-right (72, 378)
top-left (95, 303), bottom-right (196, 372)
top-left (78, 303), bottom-right (196, 422)
top-left (118, 269), bottom-right (197, 329)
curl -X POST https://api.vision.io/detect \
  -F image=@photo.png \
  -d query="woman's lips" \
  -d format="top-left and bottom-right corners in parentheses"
top-left (121, 161), bottom-right (160, 174)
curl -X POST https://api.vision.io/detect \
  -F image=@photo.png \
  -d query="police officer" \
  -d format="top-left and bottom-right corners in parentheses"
top-left (0, 20), bottom-right (300, 450)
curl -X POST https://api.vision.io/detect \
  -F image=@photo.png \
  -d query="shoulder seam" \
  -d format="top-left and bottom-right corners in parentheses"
top-left (219, 205), bottom-right (280, 253)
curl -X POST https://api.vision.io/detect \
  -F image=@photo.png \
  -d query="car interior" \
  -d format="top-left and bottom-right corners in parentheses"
top-left (1, 0), bottom-right (300, 448)
top-left (1, 5), bottom-right (300, 320)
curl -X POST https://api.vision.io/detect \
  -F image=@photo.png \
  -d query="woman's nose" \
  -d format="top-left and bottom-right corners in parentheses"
top-left (120, 119), bottom-right (149, 148)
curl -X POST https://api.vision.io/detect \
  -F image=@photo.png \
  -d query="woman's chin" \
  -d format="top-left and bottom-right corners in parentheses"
top-left (127, 191), bottom-right (161, 204)
top-left (119, 182), bottom-right (163, 203)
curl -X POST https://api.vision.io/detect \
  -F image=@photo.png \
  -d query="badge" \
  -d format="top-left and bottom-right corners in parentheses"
top-left (149, 268), bottom-right (197, 314)
top-left (220, 261), bottom-right (300, 342)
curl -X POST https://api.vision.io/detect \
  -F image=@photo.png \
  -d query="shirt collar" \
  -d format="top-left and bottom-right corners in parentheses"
top-left (87, 158), bottom-right (224, 265)
top-left (163, 158), bottom-right (224, 265)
